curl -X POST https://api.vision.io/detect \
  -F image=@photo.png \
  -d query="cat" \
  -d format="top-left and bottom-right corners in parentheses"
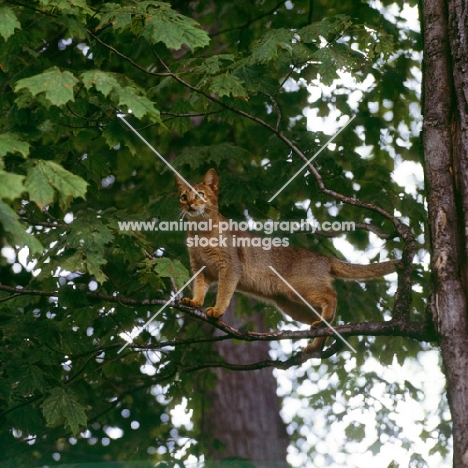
top-left (176, 168), bottom-right (397, 352)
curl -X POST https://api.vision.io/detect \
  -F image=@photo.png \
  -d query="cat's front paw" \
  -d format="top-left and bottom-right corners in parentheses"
top-left (205, 306), bottom-right (224, 319)
top-left (181, 297), bottom-right (203, 308)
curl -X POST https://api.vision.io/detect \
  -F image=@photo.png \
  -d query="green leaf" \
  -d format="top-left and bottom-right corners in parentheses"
top-left (102, 120), bottom-right (123, 148)
top-left (39, 0), bottom-right (94, 15)
top-left (116, 87), bottom-right (160, 120)
top-left (98, 3), bottom-right (134, 30)
top-left (0, 378), bottom-right (11, 402)
top-left (67, 215), bottom-right (114, 283)
top-left (0, 200), bottom-right (43, 254)
top-left (345, 422), bottom-right (366, 442)
top-left (210, 74), bottom-right (248, 99)
top-left (313, 48), bottom-right (339, 86)
top-left (81, 69), bottom-right (120, 97)
top-left (193, 55), bottom-right (236, 75)
top-left (138, 257), bottom-right (189, 289)
top-left (173, 143), bottom-right (250, 170)
top-left (153, 257), bottom-right (189, 289)
top-left (0, 171), bottom-right (25, 200)
top-left (99, 2), bottom-right (210, 50)
top-left (85, 251), bottom-right (109, 283)
top-left (17, 364), bottom-right (46, 394)
top-left (6, 405), bottom-right (44, 437)
top-left (0, 133), bottom-right (30, 158)
top-left (15, 67), bottom-right (79, 107)
top-left (25, 163), bottom-right (56, 209)
top-left (298, 16), bottom-right (351, 43)
top-left (34, 160), bottom-right (88, 209)
top-left (60, 251), bottom-right (85, 274)
top-left (250, 29), bottom-right (293, 63)
top-left (329, 43), bottom-right (363, 72)
top-left (58, 284), bottom-right (89, 308)
top-left (142, 3), bottom-right (210, 51)
top-left (41, 387), bottom-right (87, 436)
top-left (368, 439), bottom-right (383, 456)
top-left (0, 6), bottom-right (21, 41)
top-left (164, 100), bottom-right (193, 135)
top-left (233, 63), bottom-right (271, 94)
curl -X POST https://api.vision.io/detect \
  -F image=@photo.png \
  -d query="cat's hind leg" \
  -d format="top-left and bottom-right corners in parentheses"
top-left (276, 287), bottom-right (337, 353)
top-left (302, 289), bottom-right (337, 352)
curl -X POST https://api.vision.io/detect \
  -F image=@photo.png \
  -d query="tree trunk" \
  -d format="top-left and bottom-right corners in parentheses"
top-left (421, 0), bottom-right (468, 466)
top-left (200, 298), bottom-right (290, 467)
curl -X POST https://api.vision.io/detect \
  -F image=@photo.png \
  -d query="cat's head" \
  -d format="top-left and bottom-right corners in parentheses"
top-left (176, 168), bottom-right (219, 219)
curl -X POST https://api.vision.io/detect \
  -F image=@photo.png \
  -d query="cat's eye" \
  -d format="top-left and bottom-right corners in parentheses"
top-left (196, 191), bottom-right (204, 199)
top-left (180, 194), bottom-right (188, 202)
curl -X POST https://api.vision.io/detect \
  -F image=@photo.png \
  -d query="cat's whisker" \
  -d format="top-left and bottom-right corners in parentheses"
top-left (157, 208), bottom-right (187, 227)
top-left (202, 206), bottom-right (217, 217)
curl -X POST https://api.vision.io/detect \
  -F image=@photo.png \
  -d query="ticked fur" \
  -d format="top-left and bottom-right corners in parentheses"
top-left (176, 169), bottom-right (397, 352)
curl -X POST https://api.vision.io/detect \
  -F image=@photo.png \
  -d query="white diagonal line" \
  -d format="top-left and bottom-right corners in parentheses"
top-left (268, 115), bottom-right (356, 202)
top-left (117, 266), bottom-right (206, 354)
top-left (268, 265), bottom-right (356, 352)
top-left (118, 115), bottom-right (207, 202)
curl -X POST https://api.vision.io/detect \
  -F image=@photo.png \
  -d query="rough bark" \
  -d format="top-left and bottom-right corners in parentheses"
top-left (200, 298), bottom-right (290, 467)
top-left (421, 0), bottom-right (468, 466)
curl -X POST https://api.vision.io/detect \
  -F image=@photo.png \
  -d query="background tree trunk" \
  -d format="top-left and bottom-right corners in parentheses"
top-left (200, 298), bottom-right (290, 467)
top-left (422, 0), bottom-right (468, 466)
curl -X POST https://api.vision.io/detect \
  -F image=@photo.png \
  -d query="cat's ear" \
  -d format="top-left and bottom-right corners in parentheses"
top-left (175, 174), bottom-right (187, 193)
top-left (203, 168), bottom-right (218, 192)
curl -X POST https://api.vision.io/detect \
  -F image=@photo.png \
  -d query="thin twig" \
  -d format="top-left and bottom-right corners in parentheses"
top-left (86, 28), bottom-right (171, 77)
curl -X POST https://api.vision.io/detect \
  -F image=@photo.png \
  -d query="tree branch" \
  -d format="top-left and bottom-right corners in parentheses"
top-left (19, 218), bottom-right (68, 228)
top-left (0, 284), bottom-right (436, 351)
top-left (210, 1), bottom-right (286, 38)
top-left (86, 28), bottom-right (171, 77)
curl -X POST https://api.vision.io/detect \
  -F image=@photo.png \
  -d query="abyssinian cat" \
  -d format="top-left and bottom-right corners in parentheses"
top-left (176, 168), bottom-right (397, 352)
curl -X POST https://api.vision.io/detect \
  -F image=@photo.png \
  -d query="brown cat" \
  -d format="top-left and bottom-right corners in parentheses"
top-left (176, 168), bottom-right (397, 352)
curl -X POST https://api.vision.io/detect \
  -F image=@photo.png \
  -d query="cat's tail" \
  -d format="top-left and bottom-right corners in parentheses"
top-left (330, 258), bottom-right (399, 280)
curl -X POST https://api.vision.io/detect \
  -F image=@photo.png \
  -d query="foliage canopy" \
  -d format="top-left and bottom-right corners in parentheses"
top-left (0, 0), bottom-right (449, 466)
